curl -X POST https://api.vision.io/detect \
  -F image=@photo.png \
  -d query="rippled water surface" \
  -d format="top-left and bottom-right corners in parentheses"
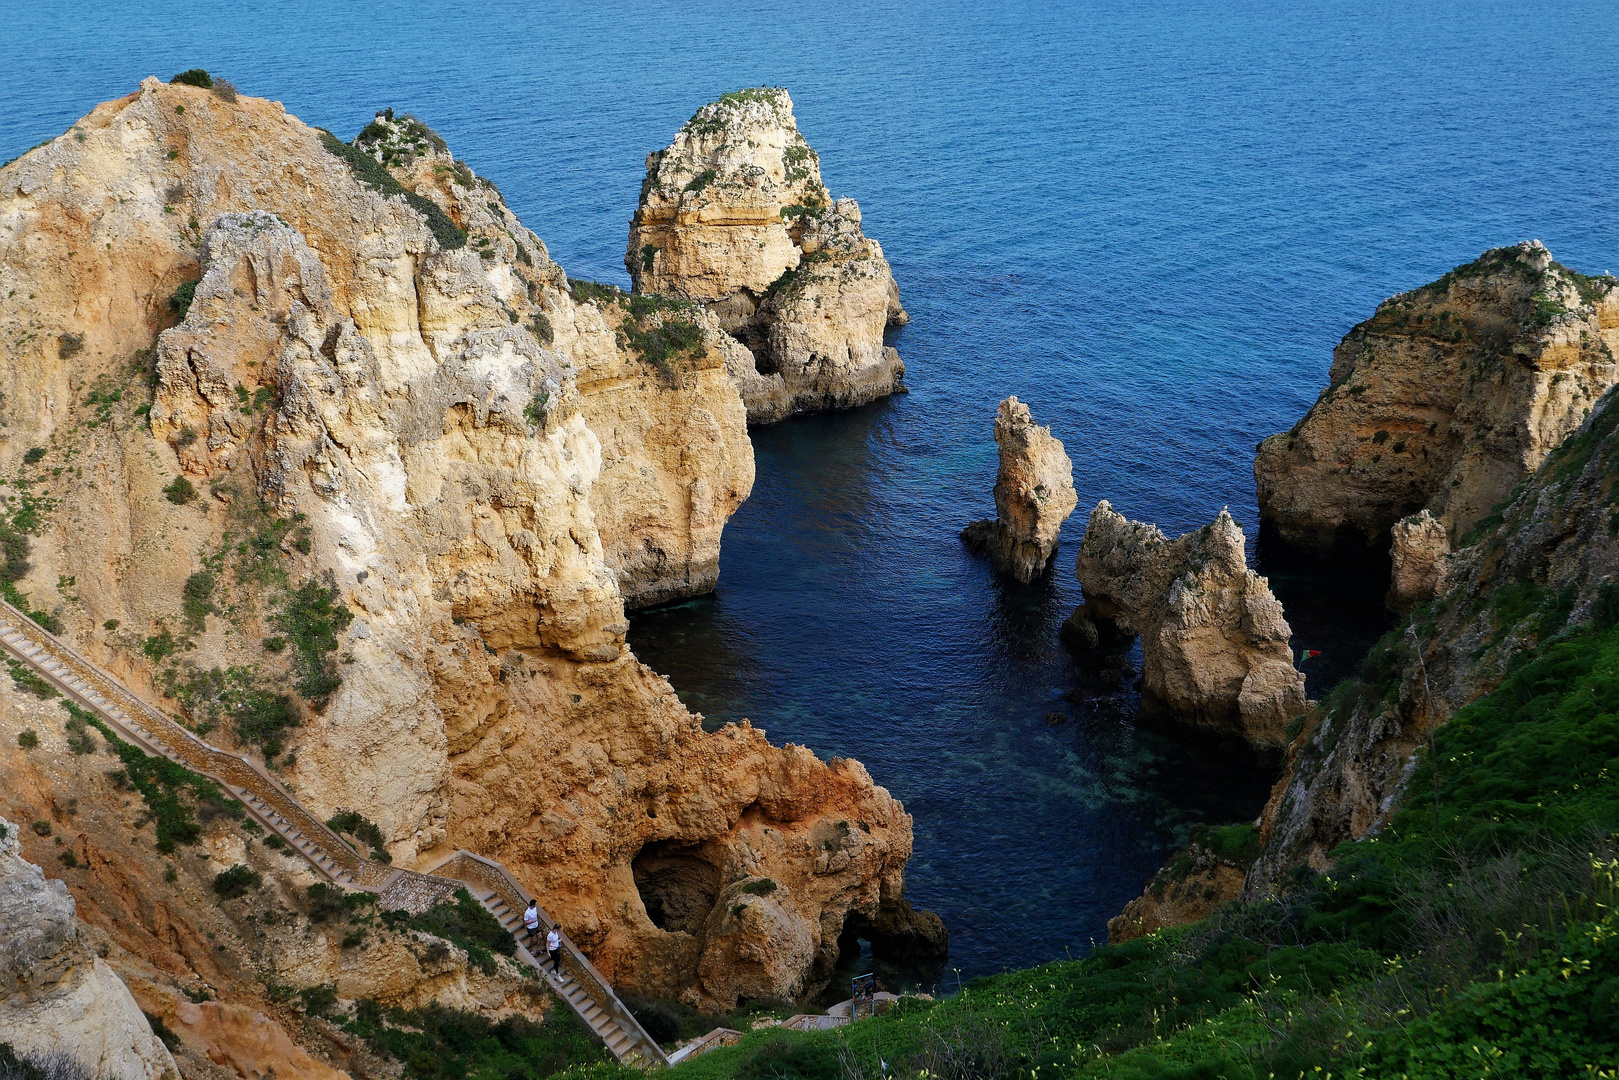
top-left (5, 0), bottom-right (1618, 982)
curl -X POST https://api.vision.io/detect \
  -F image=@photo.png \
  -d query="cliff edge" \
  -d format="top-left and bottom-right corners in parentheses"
top-left (0, 77), bottom-right (930, 1010)
top-left (1256, 241), bottom-right (1619, 550)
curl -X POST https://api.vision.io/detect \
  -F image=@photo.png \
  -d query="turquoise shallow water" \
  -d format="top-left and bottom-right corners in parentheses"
top-left (5, 0), bottom-right (1619, 982)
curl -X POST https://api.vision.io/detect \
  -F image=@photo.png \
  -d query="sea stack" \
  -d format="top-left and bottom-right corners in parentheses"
top-left (1255, 242), bottom-right (1619, 550)
top-left (1074, 502), bottom-right (1306, 747)
top-left (961, 397), bottom-right (1079, 582)
top-left (627, 87), bottom-right (909, 423)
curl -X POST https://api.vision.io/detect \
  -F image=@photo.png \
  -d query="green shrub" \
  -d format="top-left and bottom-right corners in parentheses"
top-left (683, 169), bottom-right (717, 195)
top-left (21, 447), bottom-right (45, 465)
top-left (524, 390), bottom-right (550, 427)
top-left (62, 702), bottom-right (98, 754)
top-left (298, 983), bottom-right (338, 1017)
top-left (316, 130), bottom-right (465, 250)
top-left (86, 712), bottom-right (222, 852)
top-left (6, 658), bottom-right (57, 699)
top-left (327, 809), bottom-right (391, 863)
top-left (273, 578), bottom-right (354, 704)
top-left (31, 820), bottom-right (50, 836)
top-left (739, 878), bottom-right (778, 896)
top-left (170, 69), bottom-right (213, 88)
top-left (143, 1011), bottom-right (182, 1051)
top-left (341, 998), bottom-right (608, 1079)
top-left (528, 311), bottom-right (554, 345)
top-left (168, 280), bottom-right (197, 319)
top-left (16, 730), bottom-right (38, 749)
top-left (181, 570), bottom-right (215, 633)
top-left (567, 277), bottom-right (623, 306)
top-left (408, 888), bottom-right (516, 975)
top-left (213, 863), bottom-right (261, 899)
top-left (142, 629), bottom-right (179, 662)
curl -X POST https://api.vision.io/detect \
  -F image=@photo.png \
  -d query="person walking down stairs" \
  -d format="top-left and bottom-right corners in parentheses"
top-left (523, 900), bottom-right (542, 953)
top-left (547, 925), bottom-right (564, 974)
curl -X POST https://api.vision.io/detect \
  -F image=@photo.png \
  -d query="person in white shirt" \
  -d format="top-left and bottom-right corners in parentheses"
top-left (546, 925), bottom-right (563, 973)
top-left (523, 900), bottom-right (541, 952)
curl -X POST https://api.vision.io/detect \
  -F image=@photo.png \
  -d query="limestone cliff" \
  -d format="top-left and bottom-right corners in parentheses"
top-left (1106, 835), bottom-right (1249, 945)
top-left (1386, 509), bottom-right (1450, 612)
top-left (0, 78), bottom-right (927, 1009)
top-left (626, 88), bottom-right (908, 423)
top-left (0, 680), bottom-right (552, 1079)
top-left (1075, 503), bottom-right (1307, 747)
top-left (1256, 242), bottom-right (1619, 549)
top-left (1245, 383), bottom-right (1619, 898)
top-left (961, 396), bottom-right (1078, 582)
top-left (0, 815), bottom-right (178, 1080)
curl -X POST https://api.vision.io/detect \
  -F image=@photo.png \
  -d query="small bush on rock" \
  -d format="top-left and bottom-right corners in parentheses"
top-left (213, 863), bottom-right (261, 900)
top-left (163, 476), bottom-right (196, 505)
top-left (169, 69), bottom-right (213, 88)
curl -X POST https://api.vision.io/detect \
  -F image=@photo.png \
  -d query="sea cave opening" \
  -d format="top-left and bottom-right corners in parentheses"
top-left (631, 839), bottom-right (720, 934)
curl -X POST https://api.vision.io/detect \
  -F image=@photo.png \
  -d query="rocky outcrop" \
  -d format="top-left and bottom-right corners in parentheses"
top-left (1387, 509), bottom-right (1451, 611)
top-left (961, 397), bottom-right (1079, 582)
top-left (0, 816), bottom-right (177, 1079)
top-left (0, 79), bottom-right (927, 1009)
top-left (351, 109), bottom-right (756, 610)
top-left (626, 88), bottom-right (908, 423)
top-left (1107, 838), bottom-right (1248, 944)
top-left (1075, 503), bottom-right (1306, 747)
top-left (1245, 382), bottom-right (1619, 899)
top-left (1255, 242), bottom-right (1619, 550)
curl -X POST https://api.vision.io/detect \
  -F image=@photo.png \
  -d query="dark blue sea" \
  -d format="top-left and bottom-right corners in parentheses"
top-left (6, 0), bottom-right (1618, 984)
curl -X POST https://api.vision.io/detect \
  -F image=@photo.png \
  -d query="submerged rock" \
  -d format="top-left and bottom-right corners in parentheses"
top-left (1387, 509), bottom-right (1451, 612)
top-left (1075, 502), bottom-right (1307, 747)
top-left (961, 397), bottom-right (1079, 582)
top-left (0, 816), bottom-right (178, 1079)
top-left (1255, 241), bottom-right (1619, 549)
top-left (626, 88), bottom-right (909, 423)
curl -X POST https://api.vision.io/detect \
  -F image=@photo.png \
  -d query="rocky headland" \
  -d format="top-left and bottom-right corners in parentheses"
top-left (1074, 503), bottom-right (1307, 748)
top-left (626, 88), bottom-right (909, 424)
top-left (0, 74), bottom-right (936, 1065)
top-left (1107, 244), bottom-right (1619, 954)
top-left (960, 396), bottom-right (1078, 582)
top-left (1255, 241), bottom-right (1619, 550)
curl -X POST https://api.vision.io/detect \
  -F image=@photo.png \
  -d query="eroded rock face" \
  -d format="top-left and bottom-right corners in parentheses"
top-left (1387, 509), bottom-right (1451, 612)
top-left (1075, 503), bottom-right (1306, 747)
top-left (1245, 385), bottom-right (1619, 900)
top-left (1256, 242), bottom-right (1619, 549)
top-left (0, 816), bottom-right (178, 1079)
top-left (961, 397), bottom-right (1079, 582)
top-left (626, 88), bottom-right (909, 423)
top-left (1106, 840), bottom-right (1247, 944)
top-left (0, 80), bottom-right (923, 1008)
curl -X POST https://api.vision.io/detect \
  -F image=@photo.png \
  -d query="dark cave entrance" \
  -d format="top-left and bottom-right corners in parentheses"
top-left (632, 839), bottom-right (719, 934)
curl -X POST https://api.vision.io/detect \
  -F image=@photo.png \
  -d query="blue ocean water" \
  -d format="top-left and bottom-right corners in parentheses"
top-left (5, 0), bottom-right (1618, 983)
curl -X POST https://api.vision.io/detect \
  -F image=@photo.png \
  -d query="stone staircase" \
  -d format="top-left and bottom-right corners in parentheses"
top-left (0, 598), bottom-right (669, 1067)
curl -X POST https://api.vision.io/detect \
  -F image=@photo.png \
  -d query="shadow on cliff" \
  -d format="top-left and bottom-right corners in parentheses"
top-left (1254, 522), bottom-right (1396, 701)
